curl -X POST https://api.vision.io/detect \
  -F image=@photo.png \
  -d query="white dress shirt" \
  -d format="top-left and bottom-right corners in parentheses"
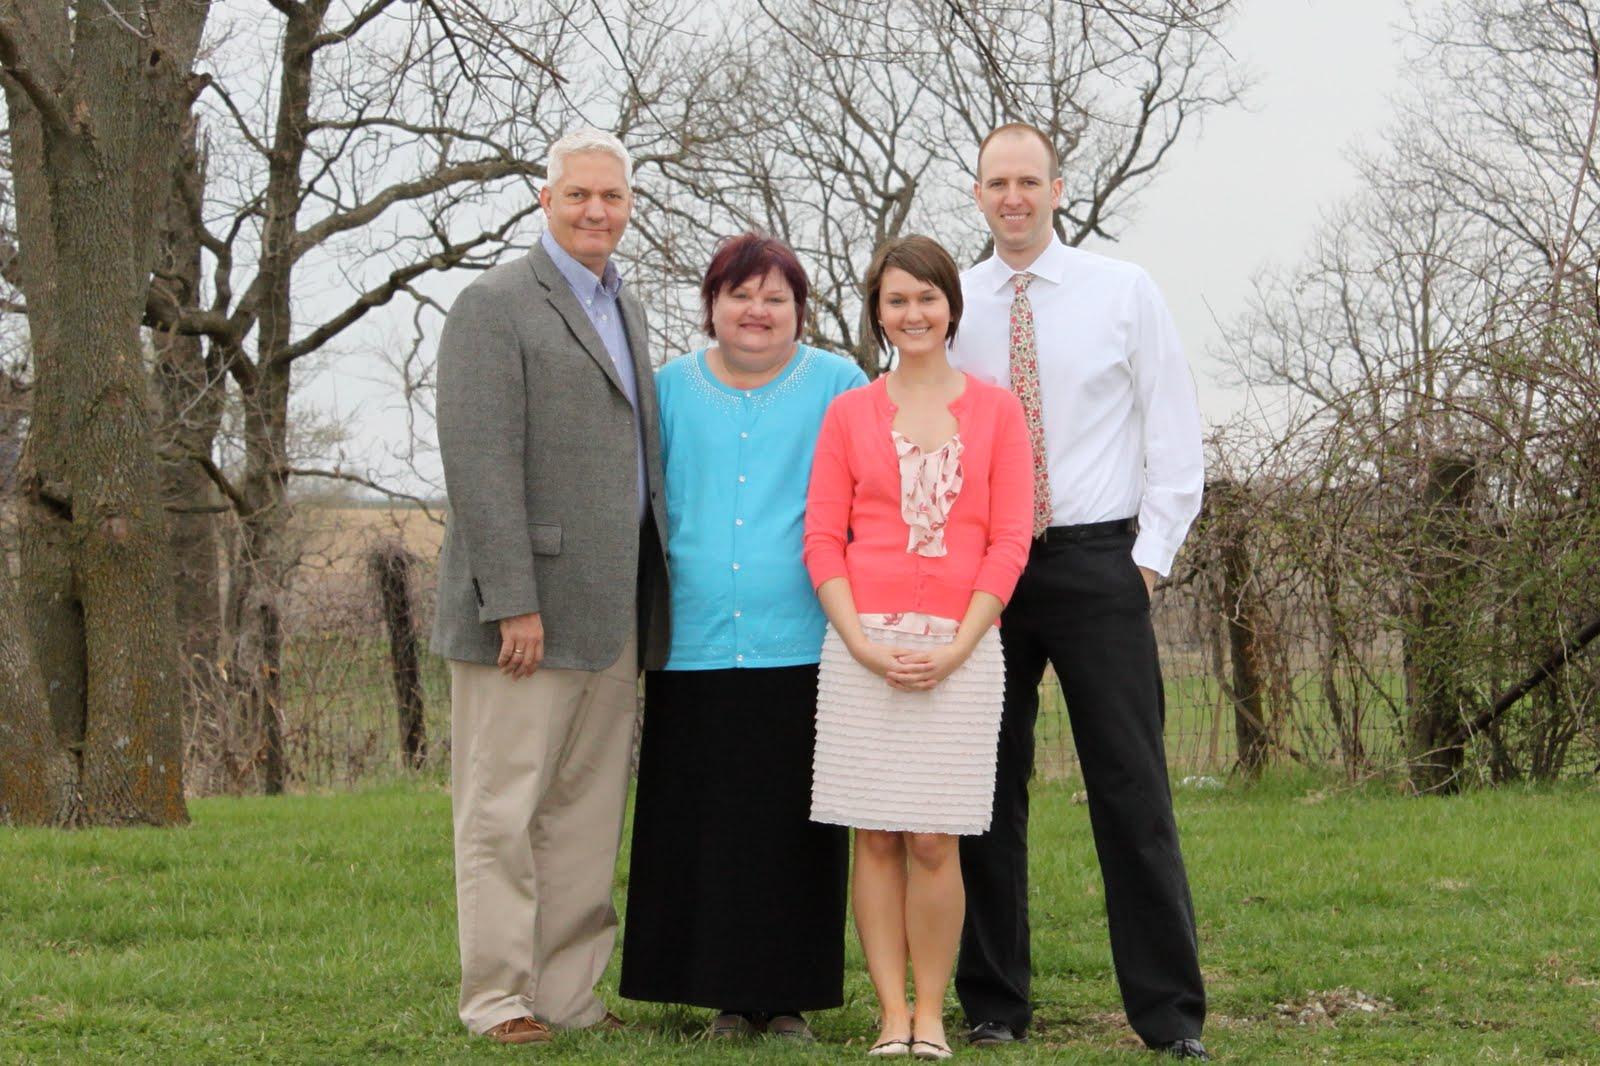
top-left (949, 238), bottom-right (1204, 576)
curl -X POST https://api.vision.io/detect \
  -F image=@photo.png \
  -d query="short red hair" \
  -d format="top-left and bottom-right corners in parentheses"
top-left (700, 233), bottom-right (809, 340)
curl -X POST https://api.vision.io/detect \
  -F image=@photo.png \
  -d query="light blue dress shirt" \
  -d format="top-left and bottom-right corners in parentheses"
top-left (658, 344), bottom-right (867, 670)
top-left (541, 230), bottom-right (646, 519)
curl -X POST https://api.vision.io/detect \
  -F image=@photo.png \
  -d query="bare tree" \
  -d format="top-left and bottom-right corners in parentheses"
top-left (0, 0), bottom-right (209, 825)
top-left (1216, 0), bottom-right (1600, 790)
top-left (623, 0), bottom-right (1243, 373)
top-left (139, 0), bottom-right (591, 792)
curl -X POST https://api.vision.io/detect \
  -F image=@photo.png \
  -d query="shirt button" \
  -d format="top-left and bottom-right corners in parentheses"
top-left (738, 475), bottom-right (746, 483)
top-left (733, 610), bottom-right (742, 618)
top-left (735, 518), bottom-right (744, 526)
top-left (736, 654), bottom-right (744, 662)
top-left (740, 432), bottom-right (749, 439)
top-left (731, 562), bottom-right (740, 571)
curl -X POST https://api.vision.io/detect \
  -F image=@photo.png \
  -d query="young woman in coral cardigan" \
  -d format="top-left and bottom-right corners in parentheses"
top-left (804, 236), bottom-right (1033, 1059)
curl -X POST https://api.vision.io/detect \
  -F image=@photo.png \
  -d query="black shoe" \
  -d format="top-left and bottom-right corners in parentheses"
top-left (1151, 1037), bottom-right (1211, 1060)
top-left (966, 1021), bottom-right (1023, 1046)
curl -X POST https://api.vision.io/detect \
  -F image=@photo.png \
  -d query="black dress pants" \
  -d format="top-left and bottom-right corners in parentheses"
top-left (955, 526), bottom-right (1205, 1045)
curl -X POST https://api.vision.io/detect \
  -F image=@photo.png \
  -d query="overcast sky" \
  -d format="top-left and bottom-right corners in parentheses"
top-left (308, 0), bottom-right (1436, 491)
top-left (1111, 0), bottom-right (1433, 426)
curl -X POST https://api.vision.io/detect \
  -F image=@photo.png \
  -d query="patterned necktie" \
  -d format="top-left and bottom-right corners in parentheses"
top-left (1009, 272), bottom-right (1052, 538)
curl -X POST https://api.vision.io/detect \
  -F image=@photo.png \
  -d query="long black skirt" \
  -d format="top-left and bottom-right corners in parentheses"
top-left (619, 665), bottom-right (848, 1012)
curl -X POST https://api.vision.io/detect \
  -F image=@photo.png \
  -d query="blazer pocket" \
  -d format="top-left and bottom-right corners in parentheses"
top-left (528, 521), bottom-right (563, 556)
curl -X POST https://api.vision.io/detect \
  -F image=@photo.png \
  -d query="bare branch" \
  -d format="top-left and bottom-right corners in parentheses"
top-left (291, 157), bottom-right (542, 259)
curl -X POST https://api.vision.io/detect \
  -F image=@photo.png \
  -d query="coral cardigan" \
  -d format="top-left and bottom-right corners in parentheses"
top-left (804, 373), bottom-right (1034, 620)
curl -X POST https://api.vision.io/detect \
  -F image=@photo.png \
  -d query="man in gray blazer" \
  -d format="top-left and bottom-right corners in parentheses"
top-left (432, 128), bottom-right (669, 1045)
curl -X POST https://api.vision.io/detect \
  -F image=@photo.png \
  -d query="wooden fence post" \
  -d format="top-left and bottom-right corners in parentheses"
top-left (371, 543), bottom-right (426, 769)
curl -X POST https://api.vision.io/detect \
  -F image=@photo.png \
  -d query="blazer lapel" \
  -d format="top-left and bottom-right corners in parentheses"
top-left (527, 245), bottom-right (626, 396)
top-left (620, 292), bottom-right (654, 423)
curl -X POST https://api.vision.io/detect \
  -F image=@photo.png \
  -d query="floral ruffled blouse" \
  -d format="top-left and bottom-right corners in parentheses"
top-left (859, 430), bottom-right (967, 638)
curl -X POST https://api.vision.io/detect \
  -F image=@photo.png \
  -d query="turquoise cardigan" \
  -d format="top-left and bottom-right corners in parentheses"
top-left (657, 344), bottom-right (867, 670)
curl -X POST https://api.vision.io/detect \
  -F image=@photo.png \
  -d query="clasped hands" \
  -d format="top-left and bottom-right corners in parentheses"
top-left (849, 637), bottom-right (970, 692)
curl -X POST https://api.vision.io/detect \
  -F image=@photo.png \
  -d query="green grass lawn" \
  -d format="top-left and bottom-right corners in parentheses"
top-left (4, 775), bottom-right (1599, 1063)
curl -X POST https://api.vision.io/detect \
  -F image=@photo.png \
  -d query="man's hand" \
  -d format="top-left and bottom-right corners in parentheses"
top-left (498, 612), bottom-right (544, 679)
top-left (1139, 566), bottom-right (1158, 599)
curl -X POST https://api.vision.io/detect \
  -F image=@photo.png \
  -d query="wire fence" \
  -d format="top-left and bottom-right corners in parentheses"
top-left (184, 505), bottom-right (1445, 794)
top-left (0, 496), bottom-right (1575, 795)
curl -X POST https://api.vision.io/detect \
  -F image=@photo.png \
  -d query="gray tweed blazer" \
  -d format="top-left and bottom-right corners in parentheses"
top-left (430, 244), bottom-right (669, 671)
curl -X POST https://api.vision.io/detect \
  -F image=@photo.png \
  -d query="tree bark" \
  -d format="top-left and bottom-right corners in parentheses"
top-left (0, 552), bottom-right (77, 824)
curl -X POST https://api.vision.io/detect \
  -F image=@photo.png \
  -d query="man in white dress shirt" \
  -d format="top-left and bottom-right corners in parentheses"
top-left (949, 123), bottom-right (1209, 1060)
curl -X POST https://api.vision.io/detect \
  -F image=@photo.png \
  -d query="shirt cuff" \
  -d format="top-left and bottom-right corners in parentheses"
top-left (1131, 533), bottom-right (1180, 579)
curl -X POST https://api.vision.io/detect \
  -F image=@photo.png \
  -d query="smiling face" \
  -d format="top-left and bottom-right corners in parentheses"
top-left (538, 150), bottom-right (632, 275)
top-left (710, 268), bottom-right (799, 361)
top-left (974, 130), bottom-right (1063, 265)
top-left (876, 266), bottom-right (952, 358)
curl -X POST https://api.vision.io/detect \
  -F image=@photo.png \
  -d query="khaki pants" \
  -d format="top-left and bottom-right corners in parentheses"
top-left (449, 636), bottom-right (638, 1034)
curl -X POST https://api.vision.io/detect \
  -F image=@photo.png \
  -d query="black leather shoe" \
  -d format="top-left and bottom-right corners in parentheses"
top-left (966, 1021), bottom-right (1023, 1046)
top-left (1151, 1037), bottom-right (1211, 1060)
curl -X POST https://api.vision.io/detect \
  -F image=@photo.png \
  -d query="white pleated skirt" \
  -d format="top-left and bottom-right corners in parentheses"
top-left (810, 622), bottom-right (1005, 835)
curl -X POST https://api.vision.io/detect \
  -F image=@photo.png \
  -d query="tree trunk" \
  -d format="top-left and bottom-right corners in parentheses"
top-left (225, 359), bottom-right (293, 795)
top-left (1213, 480), bottom-right (1270, 776)
top-left (151, 124), bottom-right (228, 791)
top-left (1404, 454), bottom-right (1477, 794)
top-left (153, 124), bottom-right (222, 665)
top-left (152, 121), bottom-right (223, 685)
top-left (216, 2), bottom-right (327, 795)
top-left (0, 1), bottom-right (210, 825)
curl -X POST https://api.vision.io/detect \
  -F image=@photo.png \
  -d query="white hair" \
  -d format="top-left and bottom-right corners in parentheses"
top-left (546, 128), bottom-right (633, 188)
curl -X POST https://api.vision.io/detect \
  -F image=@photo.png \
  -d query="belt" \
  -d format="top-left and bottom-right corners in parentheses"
top-left (1038, 517), bottom-right (1138, 543)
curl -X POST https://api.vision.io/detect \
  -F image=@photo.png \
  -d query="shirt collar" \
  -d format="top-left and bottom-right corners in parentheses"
top-left (541, 230), bottom-right (623, 301)
top-left (979, 236), bottom-right (1069, 294)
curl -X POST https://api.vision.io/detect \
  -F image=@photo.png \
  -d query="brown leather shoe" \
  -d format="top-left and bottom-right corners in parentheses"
top-left (485, 1017), bottom-right (553, 1044)
top-left (590, 1010), bottom-right (628, 1032)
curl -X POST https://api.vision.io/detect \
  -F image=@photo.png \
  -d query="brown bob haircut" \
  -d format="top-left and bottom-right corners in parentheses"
top-left (863, 235), bottom-right (964, 353)
top-left (700, 232), bottom-right (809, 340)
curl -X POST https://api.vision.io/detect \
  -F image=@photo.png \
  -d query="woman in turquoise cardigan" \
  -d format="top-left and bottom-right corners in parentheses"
top-left (619, 233), bottom-right (867, 1041)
